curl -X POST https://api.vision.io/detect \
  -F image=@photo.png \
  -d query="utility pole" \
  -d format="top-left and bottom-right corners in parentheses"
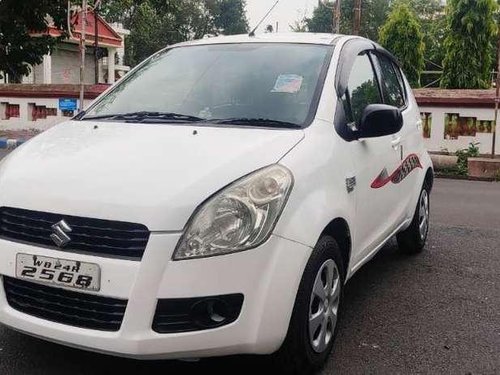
top-left (79, 0), bottom-right (87, 112)
top-left (353, 0), bottom-right (361, 35)
top-left (492, 32), bottom-right (500, 158)
top-left (334, 0), bottom-right (341, 34)
top-left (94, 1), bottom-right (99, 84)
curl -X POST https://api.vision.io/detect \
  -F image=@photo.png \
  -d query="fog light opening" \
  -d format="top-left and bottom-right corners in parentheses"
top-left (207, 300), bottom-right (226, 323)
top-left (191, 298), bottom-right (229, 328)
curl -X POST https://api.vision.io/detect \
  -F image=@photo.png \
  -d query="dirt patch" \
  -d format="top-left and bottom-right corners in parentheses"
top-left (0, 129), bottom-right (42, 140)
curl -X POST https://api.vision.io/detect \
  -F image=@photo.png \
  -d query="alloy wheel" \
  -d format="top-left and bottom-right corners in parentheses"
top-left (418, 189), bottom-right (430, 241)
top-left (308, 259), bottom-right (341, 353)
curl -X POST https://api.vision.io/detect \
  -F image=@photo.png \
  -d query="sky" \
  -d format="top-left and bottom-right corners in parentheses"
top-left (246, 0), bottom-right (317, 33)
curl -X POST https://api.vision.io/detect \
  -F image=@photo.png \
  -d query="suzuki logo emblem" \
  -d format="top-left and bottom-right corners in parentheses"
top-left (50, 220), bottom-right (72, 247)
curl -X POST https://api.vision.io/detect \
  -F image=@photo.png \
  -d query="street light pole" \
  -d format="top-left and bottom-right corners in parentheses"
top-left (334, 0), bottom-right (341, 34)
top-left (94, 2), bottom-right (99, 84)
top-left (492, 33), bottom-right (500, 158)
top-left (79, 0), bottom-right (87, 112)
top-left (353, 0), bottom-right (361, 35)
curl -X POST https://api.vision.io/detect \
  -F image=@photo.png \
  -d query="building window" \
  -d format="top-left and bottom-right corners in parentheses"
top-left (421, 112), bottom-right (432, 138)
top-left (444, 114), bottom-right (494, 139)
top-left (29, 104), bottom-right (58, 121)
top-left (477, 120), bottom-right (494, 134)
top-left (1, 103), bottom-right (20, 119)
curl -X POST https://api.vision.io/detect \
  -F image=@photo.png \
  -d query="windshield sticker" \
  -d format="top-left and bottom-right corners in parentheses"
top-left (271, 74), bottom-right (303, 94)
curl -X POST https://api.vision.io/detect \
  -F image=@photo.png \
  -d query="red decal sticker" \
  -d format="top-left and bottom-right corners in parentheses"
top-left (371, 154), bottom-right (422, 189)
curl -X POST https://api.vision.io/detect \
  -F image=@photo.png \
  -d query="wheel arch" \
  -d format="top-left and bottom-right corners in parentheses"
top-left (424, 167), bottom-right (434, 192)
top-left (320, 218), bottom-right (352, 279)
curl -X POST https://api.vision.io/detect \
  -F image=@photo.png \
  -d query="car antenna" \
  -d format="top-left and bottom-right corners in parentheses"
top-left (249, 0), bottom-right (280, 37)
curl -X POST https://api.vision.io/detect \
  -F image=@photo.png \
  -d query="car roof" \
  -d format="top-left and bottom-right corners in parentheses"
top-left (173, 32), bottom-right (342, 48)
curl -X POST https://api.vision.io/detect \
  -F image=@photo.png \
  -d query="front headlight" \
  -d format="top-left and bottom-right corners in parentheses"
top-left (173, 164), bottom-right (294, 260)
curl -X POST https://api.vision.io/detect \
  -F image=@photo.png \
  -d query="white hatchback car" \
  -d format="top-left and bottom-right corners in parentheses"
top-left (0, 33), bottom-right (432, 373)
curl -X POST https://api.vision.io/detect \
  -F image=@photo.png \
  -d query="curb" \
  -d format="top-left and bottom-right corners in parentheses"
top-left (435, 173), bottom-right (498, 182)
top-left (0, 138), bottom-right (25, 150)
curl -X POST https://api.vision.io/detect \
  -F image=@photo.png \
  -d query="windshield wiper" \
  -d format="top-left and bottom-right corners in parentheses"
top-left (81, 111), bottom-right (205, 123)
top-left (209, 118), bottom-right (302, 129)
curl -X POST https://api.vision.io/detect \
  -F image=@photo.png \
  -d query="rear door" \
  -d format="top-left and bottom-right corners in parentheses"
top-left (341, 51), bottom-right (403, 265)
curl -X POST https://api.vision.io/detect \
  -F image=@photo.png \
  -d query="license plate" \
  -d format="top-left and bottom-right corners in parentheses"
top-left (15, 254), bottom-right (100, 291)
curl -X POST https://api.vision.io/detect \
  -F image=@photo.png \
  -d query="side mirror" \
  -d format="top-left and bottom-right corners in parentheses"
top-left (357, 104), bottom-right (403, 138)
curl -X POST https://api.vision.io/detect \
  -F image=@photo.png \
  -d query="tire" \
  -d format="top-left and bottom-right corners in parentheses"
top-left (272, 236), bottom-right (345, 374)
top-left (397, 182), bottom-right (430, 254)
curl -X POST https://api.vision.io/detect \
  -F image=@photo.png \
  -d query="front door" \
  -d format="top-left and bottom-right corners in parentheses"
top-left (341, 52), bottom-right (403, 265)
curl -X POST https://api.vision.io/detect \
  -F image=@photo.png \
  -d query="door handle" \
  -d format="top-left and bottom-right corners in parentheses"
top-left (391, 136), bottom-right (401, 149)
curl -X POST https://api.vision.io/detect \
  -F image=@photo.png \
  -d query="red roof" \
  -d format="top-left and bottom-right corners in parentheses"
top-left (414, 88), bottom-right (497, 108)
top-left (0, 84), bottom-right (110, 100)
top-left (2, 85), bottom-right (497, 108)
top-left (31, 9), bottom-right (122, 48)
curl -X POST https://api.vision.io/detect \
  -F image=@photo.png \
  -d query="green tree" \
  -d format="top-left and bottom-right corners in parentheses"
top-left (305, 2), bottom-right (334, 33)
top-left (492, 1), bottom-right (500, 71)
top-left (98, 0), bottom-right (140, 27)
top-left (390, 0), bottom-right (444, 87)
top-left (304, 0), bottom-right (390, 41)
top-left (101, 0), bottom-right (248, 66)
top-left (290, 19), bottom-right (308, 32)
top-left (379, 3), bottom-right (425, 87)
top-left (206, 0), bottom-right (248, 35)
top-left (441, 0), bottom-right (498, 89)
top-left (404, 0), bottom-right (445, 64)
top-left (0, 0), bottom-right (67, 82)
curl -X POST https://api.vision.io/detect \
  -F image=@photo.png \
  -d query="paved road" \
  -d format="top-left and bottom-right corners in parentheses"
top-left (0, 160), bottom-right (498, 374)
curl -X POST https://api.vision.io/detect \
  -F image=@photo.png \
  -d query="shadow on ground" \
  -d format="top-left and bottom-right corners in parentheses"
top-left (2, 224), bottom-right (499, 374)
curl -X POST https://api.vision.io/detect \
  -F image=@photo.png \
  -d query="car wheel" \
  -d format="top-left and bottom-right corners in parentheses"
top-left (272, 236), bottom-right (344, 374)
top-left (397, 182), bottom-right (430, 254)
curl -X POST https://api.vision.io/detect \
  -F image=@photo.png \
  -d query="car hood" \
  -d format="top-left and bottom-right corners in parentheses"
top-left (0, 121), bottom-right (304, 231)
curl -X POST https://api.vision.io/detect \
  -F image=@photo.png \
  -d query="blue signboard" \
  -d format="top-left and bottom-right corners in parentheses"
top-left (59, 98), bottom-right (78, 111)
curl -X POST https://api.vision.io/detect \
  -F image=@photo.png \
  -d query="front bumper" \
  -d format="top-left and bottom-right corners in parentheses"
top-left (0, 233), bottom-right (311, 359)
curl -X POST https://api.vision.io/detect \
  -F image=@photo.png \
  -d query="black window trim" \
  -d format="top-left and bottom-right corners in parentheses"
top-left (368, 51), bottom-right (386, 105)
top-left (392, 60), bottom-right (409, 109)
top-left (344, 51), bottom-right (384, 127)
top-left (334, 38), bottom-right (376, 141)
top-left (372, 52), bottom-right (407, 111)
top-left (335, 41), bottom-right (386, 141)
top-left (372, 45), bottom-right (410, 111)
top-left (335, 38), bottom-right (375, 98)
top-left (334, 37), bottom-right (414, 142)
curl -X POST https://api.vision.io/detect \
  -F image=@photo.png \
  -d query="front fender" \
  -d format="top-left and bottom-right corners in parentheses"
top-left (273, 124), bottom-right (356, 260)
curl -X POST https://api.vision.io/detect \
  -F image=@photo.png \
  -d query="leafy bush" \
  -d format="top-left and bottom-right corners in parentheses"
top-left (456, 142), bottom-right (480, 175)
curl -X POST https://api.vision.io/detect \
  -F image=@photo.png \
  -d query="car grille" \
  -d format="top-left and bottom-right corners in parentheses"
top-left (0, 207), bottom-right (150, 259)
top-left (3, 276), bottom-right (127, 331)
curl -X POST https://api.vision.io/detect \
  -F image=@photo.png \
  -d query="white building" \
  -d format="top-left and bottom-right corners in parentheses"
top-left (0, 9), bottom-right (130, 133)
top-left (415, 88), bottom-right (500, 156)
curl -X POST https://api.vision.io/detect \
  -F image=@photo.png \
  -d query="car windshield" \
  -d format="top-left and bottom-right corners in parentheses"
top-left (82, 43), bottom-right (332, 128)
